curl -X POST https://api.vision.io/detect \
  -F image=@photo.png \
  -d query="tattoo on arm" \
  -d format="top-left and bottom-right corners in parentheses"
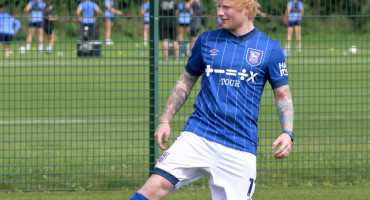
top-left (161, 70), bottom-right (199, 122)
top-left (274, 85), bottom-right (294, 131)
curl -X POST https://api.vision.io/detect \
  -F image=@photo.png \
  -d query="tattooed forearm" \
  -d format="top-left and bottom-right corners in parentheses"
top-left (273, 85), bottom-right (294, 131)
top-left (161, 70), bottom-right (199, 122)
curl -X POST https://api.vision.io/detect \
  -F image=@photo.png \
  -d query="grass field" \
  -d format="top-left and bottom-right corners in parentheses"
top-left (1, 34), bottom-right (369, 193)
top-left (0, 185), bottom-right (370, 200)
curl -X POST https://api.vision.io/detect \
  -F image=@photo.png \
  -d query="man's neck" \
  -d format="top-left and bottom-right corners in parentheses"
top-left (229, 22), bottom-right (255, 37)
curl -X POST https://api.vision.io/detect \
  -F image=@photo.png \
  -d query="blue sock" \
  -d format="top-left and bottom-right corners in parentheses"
top-left (130, 192), bottom-right (149, 200)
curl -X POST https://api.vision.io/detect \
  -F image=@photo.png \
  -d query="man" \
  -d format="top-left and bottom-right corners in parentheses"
top-left (0, 8), bottom-right (21, 58)
top-left (141, 0), bottom-right (150, 46)
top-left (24, 0), bottom-right (45, 51)
top-left (77, 0), bottom-right (102, 40)
top-left (284, 0), bottom-right (304, 54)
top-left (43, 1), bottom-right (56, 54)
top-left (159, 0), bottom-right (179, 61)
top-left (104, 0), bottom-right (124, 46)
top-left (177, 0), bottom-right (191, 42)
top-left (131, 0), bottom-right (294, 199)
top-left (189, 0), bottom-right (203, 48)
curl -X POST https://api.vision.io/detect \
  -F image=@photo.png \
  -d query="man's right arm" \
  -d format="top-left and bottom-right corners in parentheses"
top-left (155, 69), bottom-right (199, 150)
top-left (160, 69), bottom-right (199, 123)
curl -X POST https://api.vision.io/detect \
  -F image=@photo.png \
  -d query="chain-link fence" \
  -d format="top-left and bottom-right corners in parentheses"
top-left (0, 0), bottom-right (369, 191)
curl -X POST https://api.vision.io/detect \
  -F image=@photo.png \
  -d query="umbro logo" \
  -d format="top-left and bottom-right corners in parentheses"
top-left (210, 49), bottom-right (219, 56)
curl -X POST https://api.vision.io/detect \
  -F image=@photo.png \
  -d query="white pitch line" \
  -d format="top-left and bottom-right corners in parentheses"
top-left (0, 116), bottom-right (191, 125)
top-left (0, 118), bottom-right (148, 125)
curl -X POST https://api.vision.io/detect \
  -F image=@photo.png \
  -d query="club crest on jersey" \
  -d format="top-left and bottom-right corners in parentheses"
top-left (210, 49), bottom-right (219, 56)
top-left (246, 48), bottom-right (263, 66)
top-left (158, 152), bottom-right (170, 163)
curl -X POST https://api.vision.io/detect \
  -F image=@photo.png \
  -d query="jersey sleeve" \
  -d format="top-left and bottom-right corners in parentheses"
top-left (94, 2), bottom-right (99, 9)
top-left (267, 42), bottom-right (289, 89)
top-left (185, 34), bottom-right (204, 76)
top-left (14, 18), bottom-right (22, 33)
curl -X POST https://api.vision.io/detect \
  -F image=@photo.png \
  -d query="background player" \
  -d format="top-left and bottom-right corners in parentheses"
top-left (104, 0), bottom-right (124, 46)
top-left (159, 0), bottom-right (179, 61)
top-left (284, 0), bottom-right (304, 53)
top-left (43, 0), bottom-right (56, 54)
top-left (189, 0), bottom-right (203, 48)
top-left (131, 0), bottom-right (295, 199)
top-left (178, 0), bottom-right (191, 41)
top-left (77, 0), bottom-right (102, 40)
top-left (0, 8), bottom-right (21, 58)
top-left (141, 0), bottom-right (150, 46)
top-left (24, 0), bottom-right (46, 52)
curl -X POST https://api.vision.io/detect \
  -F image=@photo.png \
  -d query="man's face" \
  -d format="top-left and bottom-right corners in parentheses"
top-left (217, 0), bottom-right (248, 31)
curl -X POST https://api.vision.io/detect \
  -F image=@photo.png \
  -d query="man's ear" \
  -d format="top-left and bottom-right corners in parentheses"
top-left (244, 3), bottom-right (251, 15)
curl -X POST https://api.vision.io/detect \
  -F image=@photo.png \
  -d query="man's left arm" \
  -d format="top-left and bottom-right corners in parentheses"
top-left (271, 85), bottom-right (294, 159)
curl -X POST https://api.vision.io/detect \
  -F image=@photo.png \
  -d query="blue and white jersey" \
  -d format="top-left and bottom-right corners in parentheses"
top-left (104, 0), bottom-right (114, 18)
top-left (142, 2), bottom-right (150, 23)
top-left (183, 28), bottom-right (289, 155)
top-left (78, 1), bottom-right (99, 24)
top-left (288, 1), bottom-right (303, 22)
top-left (178, 2), bottom-right (190, 25)
top-left (0, 13), bottom-right (21, 35)
top-left (27, 0), bottom-right (46, 23)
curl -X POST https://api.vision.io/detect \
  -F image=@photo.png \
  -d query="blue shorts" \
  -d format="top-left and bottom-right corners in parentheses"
top-left (179, 23), bottom-right (190, 27)
top-left (288, 20), bottom-right (301, 27)
top-left (0, 33), bottom-right (13, 43)
top-left (29, 22), bottom-right (43, 28)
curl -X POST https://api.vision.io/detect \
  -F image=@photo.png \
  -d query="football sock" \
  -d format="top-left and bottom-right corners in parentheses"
top-left (297, 44), bottom-right (302, 52)
top-left (130, 192), bottom-right (149, 200)
top-left (285, 44), bottom-right (291, 52)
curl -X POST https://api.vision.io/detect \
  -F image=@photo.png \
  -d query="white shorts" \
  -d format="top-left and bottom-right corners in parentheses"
top-left (154, 131), bottom-right (257, 200)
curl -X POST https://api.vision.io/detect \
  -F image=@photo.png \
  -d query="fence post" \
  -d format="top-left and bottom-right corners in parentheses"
top-left (149, 0), bottom-right (160, 176)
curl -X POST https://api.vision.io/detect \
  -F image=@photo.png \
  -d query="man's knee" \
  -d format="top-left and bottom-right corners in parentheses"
top-left (135, 174), bottom-right (175, 199)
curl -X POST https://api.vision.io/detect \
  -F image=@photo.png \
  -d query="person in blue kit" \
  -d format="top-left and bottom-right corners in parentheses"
top-left (189, 0), bottom-right (203, 48)
top-left (131, 0), bottom-right (295, 199)
top-left (284, 0), bottom-right (304, 54)
top-left (104, 0), bottom-right (124, 46)
top-left (24, 0), bottom-right (46, 52)
top-left (141, 0), bottom-right (150, 46)
top-left (178, 0), bottom-right (191, 41)
top-left (0, 8), bottom-right (21, 58)
top-left (77, 0), bottom-right (102, 40)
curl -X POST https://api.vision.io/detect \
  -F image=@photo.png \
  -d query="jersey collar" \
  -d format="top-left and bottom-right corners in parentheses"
top-left (226, 28), bottom-right (258, 44)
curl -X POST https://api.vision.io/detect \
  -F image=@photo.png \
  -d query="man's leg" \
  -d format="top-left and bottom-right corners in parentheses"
top-left (294, 25), bottom-right (302, 52)
top-left (285, 26), bottom-right (293, 52)
top-left (162, 39), bottom-right (169, 60)
top-left (4, 43), bottom-right (10, 58)
top-left (26, 27), bottom-right (35, 51)
top-left (37, 27), bottom-right (43, 51)
top-left (131, 174), bottom-right (174, 200)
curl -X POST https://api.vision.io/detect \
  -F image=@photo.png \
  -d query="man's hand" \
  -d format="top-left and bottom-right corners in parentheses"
top-left (154, 123), bottom-right (171, 150)
top-left (272, 133), bottom-right (292, 159)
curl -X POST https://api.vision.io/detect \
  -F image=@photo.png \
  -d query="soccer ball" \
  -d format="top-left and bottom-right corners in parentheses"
top-left (19, 46), bottom-right (26, 54)
top-left (348, 46), bottom-right (357, 55)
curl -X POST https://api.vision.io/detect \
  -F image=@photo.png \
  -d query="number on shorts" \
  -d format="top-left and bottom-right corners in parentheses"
top-left (247, 178), bottom-right (256, 197)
